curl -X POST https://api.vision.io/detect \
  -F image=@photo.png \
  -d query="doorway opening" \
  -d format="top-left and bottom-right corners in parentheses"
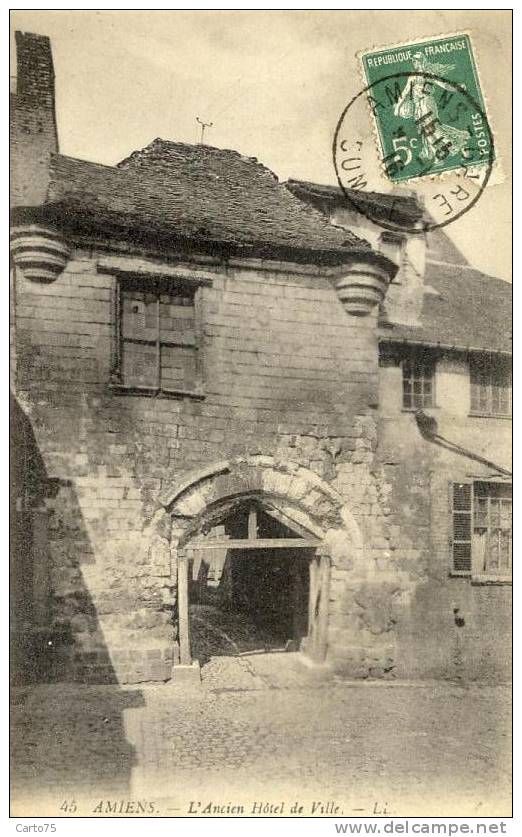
top-left (184, 503), bottom-right (320, 665)
top-left (230, 546), bottom-right (311, 649)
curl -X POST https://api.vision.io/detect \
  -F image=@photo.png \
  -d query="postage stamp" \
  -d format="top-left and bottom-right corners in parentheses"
top-left (332, 70), bottom-right (494, 233)
top-left (359, 33), bottom-right (493, 184)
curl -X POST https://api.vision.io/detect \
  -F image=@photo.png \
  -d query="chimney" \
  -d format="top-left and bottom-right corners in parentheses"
top-left (10, 31), bottom-right (58, 207)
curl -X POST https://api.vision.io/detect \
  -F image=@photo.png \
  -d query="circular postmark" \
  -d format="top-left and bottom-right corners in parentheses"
top-left (333, 70), bottom-right (494, 234)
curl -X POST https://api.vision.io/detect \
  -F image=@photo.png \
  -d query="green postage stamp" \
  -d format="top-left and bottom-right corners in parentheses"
top-left (359, 33), bottom-right (493, 184)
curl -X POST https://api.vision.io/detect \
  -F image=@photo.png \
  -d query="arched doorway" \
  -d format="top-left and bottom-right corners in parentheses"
top-left (159, 456), bottom-right (363, 680)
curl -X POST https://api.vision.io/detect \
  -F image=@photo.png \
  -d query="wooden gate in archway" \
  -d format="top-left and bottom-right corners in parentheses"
top-left (176, 504), bottom-right (331, 668)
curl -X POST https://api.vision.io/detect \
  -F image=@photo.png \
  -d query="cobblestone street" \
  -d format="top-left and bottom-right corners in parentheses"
top-left (10, 654), bottom-right (511, 818)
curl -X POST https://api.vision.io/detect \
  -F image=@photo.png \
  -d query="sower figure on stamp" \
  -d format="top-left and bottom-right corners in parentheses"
top-left (394, 52), bottom-right (470, 167)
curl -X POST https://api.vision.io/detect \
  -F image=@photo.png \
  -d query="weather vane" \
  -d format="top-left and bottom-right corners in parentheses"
top-left (196, 116), bottom-right (213, 145)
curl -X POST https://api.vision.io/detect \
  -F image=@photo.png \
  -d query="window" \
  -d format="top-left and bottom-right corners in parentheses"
top-left (111, 277), bottom-right (202, 396)
top-left (470, 355), bottom-right (511, 416)
top-left (402, 355), bottom-right (435, 410)
top-left (378, 232), bottom-right (405, 271)
top-left (451, 481), bottom-right (512, 581)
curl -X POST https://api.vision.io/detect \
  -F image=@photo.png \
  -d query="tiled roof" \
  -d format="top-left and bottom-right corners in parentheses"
top-left (285, 179), bottom-right (424, 226)
top-left (21, 140), bottom-right (371, 262)
top-left (380, 262), bottom-right (512, 354)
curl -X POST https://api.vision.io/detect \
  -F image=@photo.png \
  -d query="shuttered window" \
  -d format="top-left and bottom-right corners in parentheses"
top-left (451, 481), bottom-right (512, 579)
top-left (452, 483), bottom-right (472, 573)
top-left (112, 277), bottom-right (201, 396)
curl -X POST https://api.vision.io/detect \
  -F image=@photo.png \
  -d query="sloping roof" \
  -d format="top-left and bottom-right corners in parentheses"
top-left (380, 262), bottom-right (512, 354)
top-left (16, 139), bottom-right (372, 262)
top-left (285, 179), bottom-right (424, 226)
top-left (425, 226), bottom-right (469, 266)
top-left (287, 178), bottom-right (510, 355)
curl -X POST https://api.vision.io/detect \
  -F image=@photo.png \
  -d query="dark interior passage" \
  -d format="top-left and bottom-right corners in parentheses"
top-left (187, 503), bottom-right (314, 663)
top-left (231, 548), bottom-right (310, 647)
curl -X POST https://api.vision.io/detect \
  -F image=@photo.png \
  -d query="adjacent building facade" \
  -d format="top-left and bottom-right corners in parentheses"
top-left (288, 181), bottom-right (512, 681)
top-left (10, 32), bottom-right (511, 687)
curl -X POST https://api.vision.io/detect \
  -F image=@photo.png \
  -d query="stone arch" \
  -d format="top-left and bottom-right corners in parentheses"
top-left (160, 455), bottom-right (363, 567)
top-left (154, 456), bottom-right (368, 678)
top-left (145, 457), bottom-right (407, 680)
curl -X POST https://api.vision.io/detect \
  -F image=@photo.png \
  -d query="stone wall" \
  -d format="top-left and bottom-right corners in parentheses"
top-left (12, 244), bottom-right (408, 682)
top-left (13, 237), bottom-right (511, 683)
top-left (300, 195), bottom-right (512, 683)
top-left (377, 351), bottom-right (512, 681)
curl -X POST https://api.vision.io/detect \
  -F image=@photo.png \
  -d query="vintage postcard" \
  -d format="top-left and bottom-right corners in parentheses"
top-left (9, 9), bottom-right (512, 826)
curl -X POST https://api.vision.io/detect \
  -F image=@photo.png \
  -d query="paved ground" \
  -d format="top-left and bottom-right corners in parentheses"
top-left (10, 653), bottom-right (512, 818)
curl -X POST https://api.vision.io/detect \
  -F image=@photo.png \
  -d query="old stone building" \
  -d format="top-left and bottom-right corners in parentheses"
top-left (10, 32), bottom-right (511, 687)
top-left (287, 181), bottom-right (512, 681)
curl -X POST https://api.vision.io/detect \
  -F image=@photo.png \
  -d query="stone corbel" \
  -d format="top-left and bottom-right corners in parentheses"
top-left (332, 248), bottom-right (398, 316)
top-left (10, 224), bottom-right (69, 282)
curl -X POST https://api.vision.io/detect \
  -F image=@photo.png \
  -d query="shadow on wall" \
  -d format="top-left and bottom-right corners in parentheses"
top-left (10, 392), bottom-right (120, 684)
top-left (10, 393), bottom-right (145, 800)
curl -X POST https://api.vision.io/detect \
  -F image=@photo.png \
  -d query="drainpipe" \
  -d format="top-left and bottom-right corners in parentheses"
top-left (414, 410), bottom-right (511, 477)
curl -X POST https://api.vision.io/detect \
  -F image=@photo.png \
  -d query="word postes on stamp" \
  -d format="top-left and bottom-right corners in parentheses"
top-left (359, 33), bottom-right (493, 184)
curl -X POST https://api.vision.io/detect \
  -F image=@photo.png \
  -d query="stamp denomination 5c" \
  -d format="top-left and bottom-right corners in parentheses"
top-left (359, 33), bottom-right (493, 184)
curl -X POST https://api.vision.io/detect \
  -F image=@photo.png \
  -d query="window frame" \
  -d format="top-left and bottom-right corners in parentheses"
top-left (450, 480), bottom-right (512, 584)
top-left (401, 353), bottom-right (436, 412)
top-left (469, 353), bottom-right (512, 418)
top-left (378, 231), bottom-right (406, 279)
top-left (110, 274), bottom-right (205, 399)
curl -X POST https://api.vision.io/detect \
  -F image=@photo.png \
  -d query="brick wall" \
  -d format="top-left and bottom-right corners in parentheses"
top-left (10, 32), bottom-right (58, 206)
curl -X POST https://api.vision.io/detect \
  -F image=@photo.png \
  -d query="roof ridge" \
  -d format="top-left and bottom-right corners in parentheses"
top-left (117, 138), bottom-right (281, 183)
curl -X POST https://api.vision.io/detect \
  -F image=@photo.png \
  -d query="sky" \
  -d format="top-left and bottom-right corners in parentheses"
top-left (10, 10), bottom-right (512, 280)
